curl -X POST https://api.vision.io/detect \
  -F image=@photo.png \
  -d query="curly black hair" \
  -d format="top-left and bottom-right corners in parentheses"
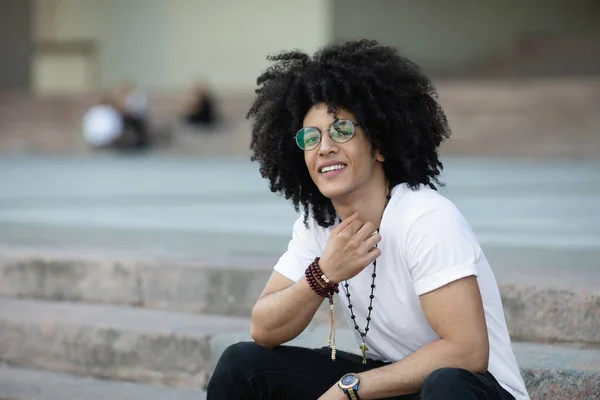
top-left (247, 39), bottom-right (451, 228)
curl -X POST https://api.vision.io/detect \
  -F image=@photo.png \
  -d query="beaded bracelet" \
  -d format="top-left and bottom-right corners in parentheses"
top-left (306, 259), bottom-right (337, 296)
top-left (304, 257), bottom-right (339, 361)
top-left (305, 257), bottom-right (339, 297)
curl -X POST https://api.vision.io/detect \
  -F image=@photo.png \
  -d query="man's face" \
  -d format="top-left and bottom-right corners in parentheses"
top-left (302, 103), bottom-right (384, 200)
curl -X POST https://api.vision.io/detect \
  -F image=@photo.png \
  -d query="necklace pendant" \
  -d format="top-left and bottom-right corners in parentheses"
top-left (359, 341), bottom-right (369, 364)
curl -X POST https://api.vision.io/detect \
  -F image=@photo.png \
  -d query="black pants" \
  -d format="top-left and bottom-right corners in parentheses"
top-left (206, 341), bottom-right (515, 400)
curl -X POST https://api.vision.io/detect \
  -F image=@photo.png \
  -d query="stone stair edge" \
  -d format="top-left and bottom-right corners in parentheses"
top-left (0, 244), bottom-right (278, 270)
top-left (0, 298), bottom-right (250, 389)
top-left (1, 248), bottom-right (599, 346)
top-left (2, 247), bottom-right (599, 289)
top-left (0, 298), bottom-right (251, 336)
top-left (0, 299), bottom-right (597, 399)
top-left (0, 297), bottom-right (598, 368)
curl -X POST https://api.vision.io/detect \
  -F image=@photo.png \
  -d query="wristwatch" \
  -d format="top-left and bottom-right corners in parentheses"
top-left (338, 373), bottom-right (361, 400)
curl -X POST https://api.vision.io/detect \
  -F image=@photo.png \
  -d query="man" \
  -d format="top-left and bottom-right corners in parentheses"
top-left (207, 39), bottom-right (529, 400)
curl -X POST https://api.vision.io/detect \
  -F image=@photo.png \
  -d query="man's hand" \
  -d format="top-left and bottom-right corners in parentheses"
top-left (318, 383), bottom-right (348, 400)
top-left (319, 212), bottom-right (381, 283)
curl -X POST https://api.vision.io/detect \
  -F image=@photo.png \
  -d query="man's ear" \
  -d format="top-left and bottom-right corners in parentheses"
top-left (374, 148), bottom-right (385, 162)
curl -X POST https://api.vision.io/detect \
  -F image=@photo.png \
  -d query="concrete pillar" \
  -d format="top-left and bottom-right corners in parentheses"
top-left (0, 0), bottom-right (33, 92)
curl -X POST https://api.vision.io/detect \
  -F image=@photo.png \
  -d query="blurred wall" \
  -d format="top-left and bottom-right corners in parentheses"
top-left (0, 0), bottom-right (33, 91)
top-left (333, 0), bottom-right (600, 76)
top-left (33, 0), bottom-right (332, 93)
top-left (30, 0), bottom-right (600, 93)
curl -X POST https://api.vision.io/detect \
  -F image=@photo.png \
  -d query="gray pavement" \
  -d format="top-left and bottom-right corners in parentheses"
top-left (0, 365), bottom-right (206, 400)
top-left (0, 154), bottom-right (598, 271)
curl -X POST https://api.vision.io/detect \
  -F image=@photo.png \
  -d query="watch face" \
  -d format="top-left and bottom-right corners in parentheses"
top-left (339, 373), bottom-right (359, 389)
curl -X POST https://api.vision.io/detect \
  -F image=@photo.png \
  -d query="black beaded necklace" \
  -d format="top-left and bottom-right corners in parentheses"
top-left (342, 184), bottom-right (392, 364)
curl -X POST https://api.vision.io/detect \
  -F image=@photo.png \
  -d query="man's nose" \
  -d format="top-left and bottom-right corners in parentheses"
top-left (318, 130), bottom-right (338, 155)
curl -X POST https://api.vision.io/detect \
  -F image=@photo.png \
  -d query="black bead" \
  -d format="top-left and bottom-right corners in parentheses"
top-left (365, 327), bottom-right (369, 332)
top-left (354, 326), bottom-right (359, 330)
top-left (368, 306), bottom-right (373, 311)
top-left (366, 317), bottom-right (371, 321)
top-left (345, 283), bottom-right (349, 288)
top-left (372, 273), bottom-right (376, 278)
top-left (348, 304), bottom-right (353, 309)
top-left (346, 293), bottom-right (351, 298)
top-left (371, 284), bottom-right (375, 288)
top-left (351, 315), bottom-right (355, 319)
top-left (369, 295), bottom-right (374, 299)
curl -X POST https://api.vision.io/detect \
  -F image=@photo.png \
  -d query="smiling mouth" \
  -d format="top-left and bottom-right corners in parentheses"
top-left (319, 164), bottom-right (347, 174)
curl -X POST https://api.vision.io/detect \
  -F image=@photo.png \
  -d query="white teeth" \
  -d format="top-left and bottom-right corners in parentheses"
top-left (321, 164), bottom-right (346, 173)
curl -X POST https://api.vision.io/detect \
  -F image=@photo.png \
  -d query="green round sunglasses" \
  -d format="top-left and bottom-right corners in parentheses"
top-left (295, 119), bottom-right (359, 151)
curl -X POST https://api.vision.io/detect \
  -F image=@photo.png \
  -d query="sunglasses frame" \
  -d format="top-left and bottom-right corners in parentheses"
top-left (294, 119), bottom-right (360, 151)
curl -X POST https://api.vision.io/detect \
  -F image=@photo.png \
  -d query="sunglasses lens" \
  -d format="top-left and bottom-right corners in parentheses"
top-left (296, 127), bottom-right (320, 150)
top-left (331, 120), bottom-right (355, 143)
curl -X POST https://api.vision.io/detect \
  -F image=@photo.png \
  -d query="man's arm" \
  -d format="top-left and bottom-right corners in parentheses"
top-left (251, 271), bottom-right (324, 348)
top-left (252, 213), bottom-right (381, 348)
top-left (320, 275), bottom-right (489, 399)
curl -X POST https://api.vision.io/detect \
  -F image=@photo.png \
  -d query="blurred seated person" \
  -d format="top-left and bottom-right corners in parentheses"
top-left (112, 82), bottom-right (150, 148)
top-left (180, 82), bottom-right (218, 129)
top-left (82, 93), bottom-right (148, 151)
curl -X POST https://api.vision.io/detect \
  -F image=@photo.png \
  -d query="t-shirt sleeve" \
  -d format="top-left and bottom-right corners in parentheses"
top-left (406, 207), bottom-right (481, 296)
top-left (273, 215), bottom-right (322, 282)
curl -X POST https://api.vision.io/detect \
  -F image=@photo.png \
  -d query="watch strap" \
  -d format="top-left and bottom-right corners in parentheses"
top-left (346, 387), bottom-right (361, 400)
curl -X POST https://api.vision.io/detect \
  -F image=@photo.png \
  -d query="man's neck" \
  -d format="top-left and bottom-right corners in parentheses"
top-left (332, 173), bottom-right (390, 230)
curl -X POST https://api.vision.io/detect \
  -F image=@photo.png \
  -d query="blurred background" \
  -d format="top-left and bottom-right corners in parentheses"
top-left (0, 0), bottom-right (599, 155)
top-left (0, 1), bottom-right (599, 399)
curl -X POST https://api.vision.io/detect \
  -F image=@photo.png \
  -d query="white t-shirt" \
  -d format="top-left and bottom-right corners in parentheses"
top-left (274, 183), bottom-right (529, 400)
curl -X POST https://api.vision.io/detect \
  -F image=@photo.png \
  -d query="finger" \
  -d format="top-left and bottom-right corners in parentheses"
top-left (336, 212), bottom-right (359, 233)
top-left (361, 232), bottom-right (382, 251)
top-left (359, 246), bottom-right (382, 268)
top-left (354, 221), bottom-right (377, 242)
top-left (344, 219), bottom-right (366, 237)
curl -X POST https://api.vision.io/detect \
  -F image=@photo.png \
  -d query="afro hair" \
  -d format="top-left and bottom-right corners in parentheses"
top-left (247, 39), bottom-right (451, 228)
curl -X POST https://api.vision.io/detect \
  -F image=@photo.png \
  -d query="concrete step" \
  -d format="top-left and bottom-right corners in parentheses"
top-left (1, 249), bottom-right (598, 346)
top-left (0, 298), bottom-right (249, 389)
top-left (0, 365), bottom-right (206, 400)
top-left (0, 298), bottom-right (597, 399)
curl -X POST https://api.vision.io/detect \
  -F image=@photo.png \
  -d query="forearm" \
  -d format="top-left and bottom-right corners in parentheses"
top-left (357, 339), bottom-right (488, 399)
top-left (251, 277), bottom-right (324, 347)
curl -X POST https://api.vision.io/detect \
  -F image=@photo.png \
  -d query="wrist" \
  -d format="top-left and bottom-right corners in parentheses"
top-left (338, 372), bottom-right (361, 400)
top-left (318, 257), bottom-right (340, 284)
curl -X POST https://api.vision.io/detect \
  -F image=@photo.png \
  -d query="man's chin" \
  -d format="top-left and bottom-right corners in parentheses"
top-left (317, 184), bottom-right (348, 200)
